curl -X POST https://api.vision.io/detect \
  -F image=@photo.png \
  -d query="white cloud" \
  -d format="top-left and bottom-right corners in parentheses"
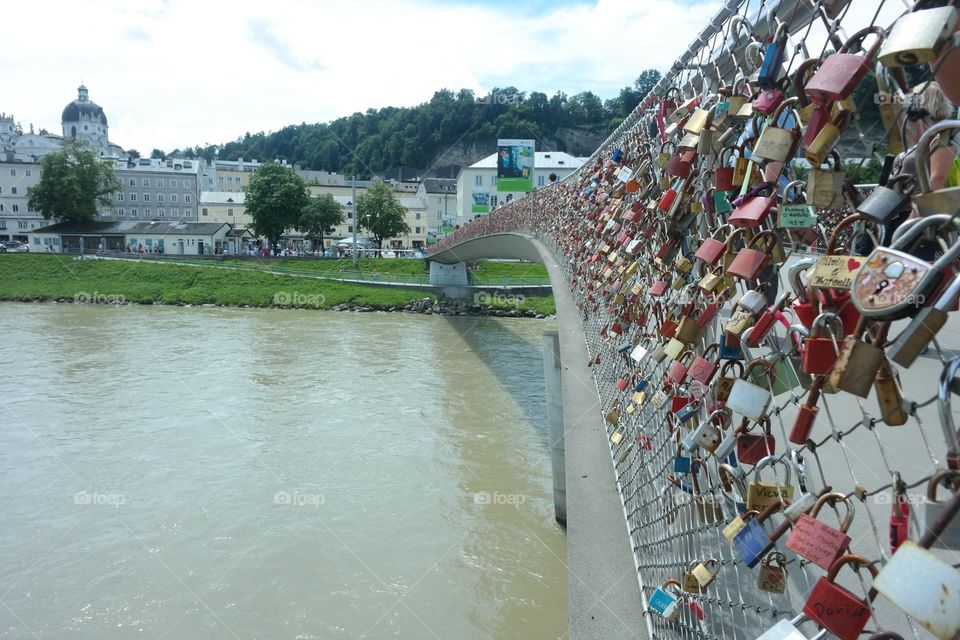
top-left (4, 0), bottom-right (906, 156)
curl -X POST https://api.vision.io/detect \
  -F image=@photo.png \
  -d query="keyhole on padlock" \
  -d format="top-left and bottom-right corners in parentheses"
top-left (873, 279), bottom-right (890, 297)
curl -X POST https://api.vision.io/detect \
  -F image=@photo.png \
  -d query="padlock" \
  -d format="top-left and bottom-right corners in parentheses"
top-left (714, 147), bottom-right (736, 191)
top-left (828, 320), bottom-right (885, 398)
top-left (875, 494), bottom-right (960, 640)
top-left (747, 454), bottom-right (795, 511)
top-left (852, 214), bottom-right (960, 320)
top-left (733, 501), bottom-right (792, 568)
top-left (803, 555), bottom-right (878, 640)
top-left (875, 359), bottom-right (908, 426)
top-left (806, 151), bottom-right (846, 209)
top-left (683, 408), bottom-right (728, 453)
top-left (737, 416), bottom-right (777, 465)
top-left (889, 272), bottom-right (960, 367)
top-left (729, 183), bottom-right (780, 228)
top-left (804, 108), bottom-right (848, 164)
top-left (785, 492), bottom-right (854, 570)
top-left (718, 332), bottom-right (743, 360)
top-left (723, 508), bottom-right (758, 543)
top-left (648, 579), bottom-right (682, 620)
top-left (912, 120), bottom-right (960, 217)
top-left (752, 97), bottom-right (801, 164)
top-left (663, 337), bottom-right (686, 360)
top-left (690, 558), bottom-right (719, 590)
top-left (688, 343), bottom-right (721, 386)
top-left (924, 469), bottom-right (960, 549)
top-left (630, 337), bottom-right (653, 364)
top-left (758, 18), bottom-right (789, 87)
top-left (802, 312), bottom-right (844, 375)
top-left (889, 474), bottom-right (911, 552)
top-left (790, 258), bottom-right (818, 328)
top-left (856, 175), bottom-right (915, 225)
top-left (725, 306), bottom-right (757, 337)
top-left (753, 76), bottom-right (790, 115)
top-left (727, 232), bottom-right (779, 280)
top-left (744, 293), bottom-right (791, 348)
top-left (757, 551), bottom-right (789, 594)
top-left (806, 26), bottom-right (886, 102)
top-left (879, 0), bottom-right (960, 67)
top-left (726, 360), bottom-right (774, 420)
top-left (674, 398), bottom-right (700, 424)
top-left (694, 224), bottom-right (734, 266)
top-left (790, 376), bottom-right (825, 445)
top-left (756, 614), bottom-right (829, 640)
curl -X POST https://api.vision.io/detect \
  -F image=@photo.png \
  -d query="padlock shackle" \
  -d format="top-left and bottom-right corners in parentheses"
top-left (719, 462), bottom-right (747, 495)
top-left (890, 213), bottom-right (960, 259)
top-left (914, 119), bottom-right (960, 194)
top-left (826, 213), bottom-right (867, 255)
top-left (783, 179), bottom-right (806, 204)
top-left (754, 454), bottom-right (793, 485)
top-left (810, 491), bottom-right (856, 532)
top-left (721, 360), bottom-right (745, 377)
top-left (825, 553), bottom-right (878, 583)
top-left (789, 258), bottom-right (817, 301)
top-left (838, 25), bottom-right (886, 56)
top-left (810, 311), bottom-right (844, 339)
top-left (792, 57), bottom-right (822, 108)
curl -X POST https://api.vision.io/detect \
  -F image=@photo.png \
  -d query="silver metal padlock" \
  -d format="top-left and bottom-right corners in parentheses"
top-left (738, 288), bottom-right (769, 316)
top-left (873, 540), bottom-right (960, 640)
top-left (725, 361), bottom-right (774, 420)
top-left (756, 614), bottom-right (827, 640)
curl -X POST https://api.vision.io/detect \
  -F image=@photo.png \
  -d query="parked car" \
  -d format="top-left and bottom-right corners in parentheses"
top-left (1, 241), bottom-right (29, 252)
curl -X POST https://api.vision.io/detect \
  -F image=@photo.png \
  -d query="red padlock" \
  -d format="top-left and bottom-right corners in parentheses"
top-left (693, 224), bottom-right (734, 266)
top-left (801, 312), bottom-right (844, 375)
top-left (726, 231), bottom-right (778, 281)
top-left (715, 147), bottom-right (736, 191)
top-left (744, 293), bottom-right (791, 348)
top-left (790, 377), bottom-right (824, 445)
top-left (667, 350), bottom-right (695, 386)
top-left (805, 26), bottom-right (886, 103)
top-left (802, 554), bottom-right (878, 640)
top-left (889, 478), bottom-right (910, 553)
top-left (687, 343), bottom-right (721, 385)
top-left (736, 417), bottom-right (776, 465)
top-left (785, 492), bottom-right (853, 570)
top-left (753, 77), bottom-right (789, 115)
top-left (729, 183), bottom-right (780, 228)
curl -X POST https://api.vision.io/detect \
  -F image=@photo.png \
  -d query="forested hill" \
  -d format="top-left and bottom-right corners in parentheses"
top-left (174, 71), bottom-right (661, 178)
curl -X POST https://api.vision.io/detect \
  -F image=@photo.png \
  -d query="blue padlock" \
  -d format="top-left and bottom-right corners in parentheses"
top-left (732, 501), bottom-right (788, 568)
top-left (617, 341), bottom-right (631, 353)
top-left (757, 21), bottom-right (789, 88)
top-left (611, 148), bottom-right (623, 163)
top-left (635, 379), bottom-right (650, 392)
top-left (648, 580), bottom-right (681, 620)
top-left (718, 333), bottom-right (743, 360)
top-left (675, 401), bottom-right (699, 423)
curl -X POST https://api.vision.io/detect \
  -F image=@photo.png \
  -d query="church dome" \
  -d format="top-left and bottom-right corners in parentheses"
top-left (61, 84), bottom-right (107, 126)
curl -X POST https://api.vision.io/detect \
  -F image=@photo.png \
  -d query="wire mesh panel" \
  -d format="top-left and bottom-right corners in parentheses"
top-left (430, 1), bottom-right (960, 639)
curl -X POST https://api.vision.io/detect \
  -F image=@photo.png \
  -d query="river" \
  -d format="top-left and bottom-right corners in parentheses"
top-left (0, 303), bottom-right (567, 639)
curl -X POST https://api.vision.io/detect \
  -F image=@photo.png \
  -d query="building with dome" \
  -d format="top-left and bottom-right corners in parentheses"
top-left (61, 84), bottom-right (116, 156)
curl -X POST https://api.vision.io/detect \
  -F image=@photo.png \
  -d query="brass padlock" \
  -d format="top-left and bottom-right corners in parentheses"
top-left (829, 328), bottom-right (886, 398)
top-left (875, 359), bottom-right (908, 426)
top-left (757, 551), bottom-right (788, 594)
top-left (691, 558), bottom-right (719, 589)
top-left (747, 455), bottom-right (796, 511)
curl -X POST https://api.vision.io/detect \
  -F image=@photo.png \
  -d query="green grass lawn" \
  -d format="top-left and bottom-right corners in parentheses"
top-left (0, 254), bottom-right (556, 314)
top-left (469, 260), bottom-right (548, 280)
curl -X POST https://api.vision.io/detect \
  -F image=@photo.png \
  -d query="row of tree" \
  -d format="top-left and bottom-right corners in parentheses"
top-left (26, 142), bottom-right (410, 250)
top-left (156, 72), bottom-right (662, 176)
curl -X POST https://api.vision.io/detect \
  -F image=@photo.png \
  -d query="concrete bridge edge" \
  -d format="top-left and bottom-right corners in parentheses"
top-left (528, 236), bottom-right (648, 640)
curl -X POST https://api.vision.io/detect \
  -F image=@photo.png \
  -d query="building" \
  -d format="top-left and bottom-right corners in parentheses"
top-left (199, 191), bottom-right (248, 226)
top-left (104, 157), bottom-right (201, 222)
top-left (0, 158), bottom-right (45, 244)
top-left (454, 151), bottom-right (584, 223)
top-left (415, 178), bottom-right (457, 243)
top-left (60, 84), bottom-right (124, 157)
top-left (32, 220), bottom-right (231, 255)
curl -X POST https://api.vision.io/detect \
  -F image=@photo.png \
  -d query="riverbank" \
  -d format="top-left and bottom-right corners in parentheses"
top-left (0, 254), bottom-right (555, 317)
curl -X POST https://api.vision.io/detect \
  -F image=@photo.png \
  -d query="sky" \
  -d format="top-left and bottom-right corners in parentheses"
top-left (3, 0), bottom-right (723, 153)
top-left (3, 0), bottom-right (900, 155)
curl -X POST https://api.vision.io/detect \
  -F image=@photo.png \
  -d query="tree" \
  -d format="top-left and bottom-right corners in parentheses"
top-left (634, 69), bottom-right (662, 100)
top-left (356, 181), bottom-right (410, 251)
top-left (127, 149), bottom-right (141, 159)
top-left (27, 139), bottom-right (121, 223)
top-left (243, 162), bottom-right (310, 251)
top-left (298, 193), bottom-right (344, 251)
top-left (150, 148), bottom-right (166, 159)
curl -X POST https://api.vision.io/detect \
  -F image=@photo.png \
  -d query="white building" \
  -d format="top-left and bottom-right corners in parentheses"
top-left (0, 159), bottom-right (45, 244)
top-left (455, 151), bottom-right (584, 224)
top-left (415, 178), bottom-right (457, 243)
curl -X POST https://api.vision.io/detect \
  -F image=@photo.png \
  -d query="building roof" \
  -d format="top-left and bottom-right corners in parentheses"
top-left (62, 85), bottom-right (107, 126)
top-left (200, 191), bottom-right (246, 205)
top-left (469, 151), bottom-right (585, 170)
top-left (422, 178), bottom-right (457, 193)
top-left (34, 220), bottom-right (229, 236)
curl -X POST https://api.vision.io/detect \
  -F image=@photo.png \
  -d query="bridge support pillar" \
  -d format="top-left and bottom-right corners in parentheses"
top-left (543, 330), bottom-right (567, 526)
top-left (428, 261), bottom-right (468, 286)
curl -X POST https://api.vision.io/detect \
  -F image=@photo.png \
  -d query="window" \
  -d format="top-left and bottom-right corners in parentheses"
top-left (227, 208), bottom-right (234, 217)
top-left (131, 208), bottom-right (138, 217)
top-left (348, 225), bottom-right (353, 233)
top-left (157, 194), bottom-right (164, 203)
top-left (0, 186), bottom-right (3, 193)
top-left (9, 169), bottom-right (15, 176)
top-left (202, 208), bottom-right (208, 216)
top-left (537, 175), bottom-right (545, 187)
top-left (415, 212), bottom-right (421, 220)
top-left (171, 209), bottom-right (179, 217)
top-left (158, 208), bottom-right (166, 217)
top-left (117, 193), bottom-right (124, 202)
top-left (12, 204), bottom-right (19, 212)
top-left (218, 176), bottom-right (224, 183)
top-left (415, 227), bottom-right (421, 234)
top-left (145, 208), bottom-right (152, 216)
top-left (143, 193), bottom-right (150, 202)
top-left (10, 187), bottom-right (16, 195)
top-left (171, 194), bottom-right (178, 203)
top-left (1, 204), bottom-right (4, 212)
top-left (184, 180), bottom-right (192, 188)
top-left (183, 209), bottom-right (191, 217)
top-left (492, 176), bottom-right (497, 186)
top-left (118, 208), bottom-right (125, 216)
top-left (0, 221), bottom-right (5, 229)
top-left (474, 175), bottom-right (482, 186)
top-left (184, 194), bottom-right (191, 203)
top-left (25, 169), bottom-right (31, 177)
top-left (156, 179), bottom-right (164, 188)
top-left (130, 193), bottom-right (137, 201)
top-left (129, 178), bottom-right (136, 186)
top-left (491, 195), bottom-right (499, 208)
top-left (143, 178), bottom-right (150, 187)
top-left (170, 179), bottom-right (178, 188)
top-left (437, 197), bottom-right (442, 204)
top-left (18, 221), bottom-right (27, 229)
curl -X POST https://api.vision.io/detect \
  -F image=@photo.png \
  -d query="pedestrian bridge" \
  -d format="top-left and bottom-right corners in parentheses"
top-left (426, 232), bottom-right (547, 286)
